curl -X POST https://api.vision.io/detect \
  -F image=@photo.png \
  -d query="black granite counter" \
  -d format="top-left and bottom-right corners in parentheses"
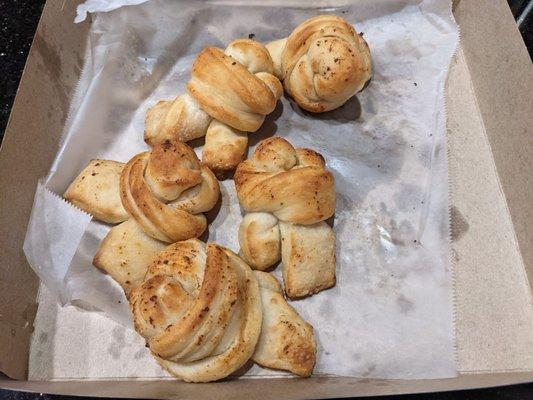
top-left (0, 0), bottom-right (531, 399)
top-left (0, 0), bottom-right (44, 139)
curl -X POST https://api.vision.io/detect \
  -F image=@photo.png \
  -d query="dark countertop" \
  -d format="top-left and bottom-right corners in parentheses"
top-left (0, 0), bottom-right (532, 399)
top-left (0, 0), bottom-right (44, 139)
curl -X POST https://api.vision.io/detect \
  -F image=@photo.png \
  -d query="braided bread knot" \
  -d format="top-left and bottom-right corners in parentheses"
top-left (267, 15), bottom-right (372, 112)
top-left (120, 140), bottom-right (219, 242)
top-left (234, 137), bottom-right (336, 297)
top-left (188, 39), bottom-right (282, 132)
top-left (130, 239), bottom-right (262, 382)
top-left (145, 39), bottom-right (282, 173)
top-left (234, 137), bottom-right (335, 225)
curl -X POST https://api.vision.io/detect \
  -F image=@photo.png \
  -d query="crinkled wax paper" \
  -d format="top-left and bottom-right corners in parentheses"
top-left (26, 0), bottom-right (459, 379)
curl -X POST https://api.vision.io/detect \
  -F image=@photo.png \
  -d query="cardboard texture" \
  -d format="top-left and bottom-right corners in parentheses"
top-left (0, 0), bottom-right (532, 397)
top-left (454, 0), bottom-right (533, 286)
top-left (447, 48), bottom-right (533, 372)
top-left (0, 0), bottom-right (88, 381)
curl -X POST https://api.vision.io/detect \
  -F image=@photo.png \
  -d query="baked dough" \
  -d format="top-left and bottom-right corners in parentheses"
top-left (130, 239), bottom-right (262, 382)
top-left (192, 40), bottom-right (283, 174)
top-left (64, 140), bottom-right (220, 296)
top-left (238, 212), bottom-right (281, 270)
top-left (235, 137), bottom-right (336, 297)
top-left (93, 219), bottom-right (166, 296)
top-left (120, 140), bottom-right (219, 242)
top-left (144, 93), bottom-right (212, 146)
top-left (252, 271), bottom-right (316, 376)
top-left (266, 15), bottom-right (372, 112)
top-left (280, 221), bottom-right (336, 298)
top-left (202, 120), bottom-right (248, 176)
top-left (144, 39), bottom-right (282, 174)
top-left (63, 159), bottom-right (128, 223)
top-left (188, 41), bottom-right (279, 132)
top-left (234, 137), bottom-right (335, 225)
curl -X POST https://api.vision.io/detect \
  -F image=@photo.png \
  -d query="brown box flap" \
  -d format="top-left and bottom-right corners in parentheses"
top-left (448, 47), bottom-right (533, 373)
top-left (454, 0), bottom-right (533, 284)
top-left (0, 0), bottom-right (88, 379)
top-left (0, 0), bottom-right (532, 396)
top-left (1, 372), bottom-right (533, 399)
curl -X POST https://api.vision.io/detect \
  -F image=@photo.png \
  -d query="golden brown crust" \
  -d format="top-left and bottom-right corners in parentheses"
top-left (202, 120), bottom-right (249, 174)
top-left (268, 15), bottom-right (372, 112)
top-left (188, 41), bottom-right (281, 133)
top-left (130, 240), bottom-right (262, 382)
top-left (254, 71), bottom-right (284, 101)
top-left (238, 212), bottom-right (281, 270)
top-left (234, 137), bottom-right (336, 225)
top-left (224, 39), bottom-right (275, 74)
top-left (235, 137), bottom-right (336, 298)
top-left (144, 94), bottom-right (212, 146)
top-left (64, 159), bottom-right (129, 223)
top-left (252, 271), bottom-right (316, 376)
top-left (148, 244), bottom-right (239, 359)
top-left (280, 221), bottom-right (336, 298)
top-left (265, 38), bottom-right (287, 80)
top-left (92, 219), bottom-right (166, 297)
top-left (196, 41), bottom-right (283, 174)
top-left (120, 140), bottom-right (220, 242)
top-left (146, 39), bottom-right (282, 174)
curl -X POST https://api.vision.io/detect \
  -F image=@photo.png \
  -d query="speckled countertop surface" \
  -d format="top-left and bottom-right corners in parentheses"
top-left (0, 0), bottom-right (532, 399)
top-left (0, 0), bottom-right (44, 139)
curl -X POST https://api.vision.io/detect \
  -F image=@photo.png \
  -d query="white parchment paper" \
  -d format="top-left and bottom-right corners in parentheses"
top-left (26, 0), bottom-right (459, 379)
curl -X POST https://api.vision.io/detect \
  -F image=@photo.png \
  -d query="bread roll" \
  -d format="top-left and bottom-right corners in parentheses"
top-left (130, 240), bottom-right (262, 382)
top-left (267, 15), bottom-right (372, 112)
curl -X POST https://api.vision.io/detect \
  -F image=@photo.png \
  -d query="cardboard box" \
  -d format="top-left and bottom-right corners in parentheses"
top-left (1, 0), bottom-right (532, 397)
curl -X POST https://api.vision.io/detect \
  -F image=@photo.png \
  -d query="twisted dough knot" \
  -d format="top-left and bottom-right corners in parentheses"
top-left (120, 140), bottom-right (219, 242)
top-left (130, 239), bottom-right (261, 382)
top-left (188, 39), bottom-right (283, 132)
top-left (144, 93), bottom-right (212, 146)
top-left (234, 137), bottom-right (336, 225)
top-left (268, 15), bottom-right (372, 112)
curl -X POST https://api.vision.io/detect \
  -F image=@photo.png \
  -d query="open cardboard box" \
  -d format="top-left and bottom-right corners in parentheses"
top-left (0, 0), bottom-right (532, 398)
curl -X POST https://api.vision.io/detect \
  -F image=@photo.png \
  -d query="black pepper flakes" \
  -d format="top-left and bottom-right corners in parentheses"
top-left (162, 139), bottom-right (172, 150)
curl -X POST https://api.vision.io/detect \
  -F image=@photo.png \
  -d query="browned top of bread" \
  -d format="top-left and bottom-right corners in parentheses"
top-left (120, 140), bottom-right (219, 242)
top-left (130, 239), bottom-right (262, 382)
top-left (278, 15), bottom-right (372, 112)
top-left (234, 137), bottom-right (335, 225)
top-left (188, 40), bottom-right (281, 132)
